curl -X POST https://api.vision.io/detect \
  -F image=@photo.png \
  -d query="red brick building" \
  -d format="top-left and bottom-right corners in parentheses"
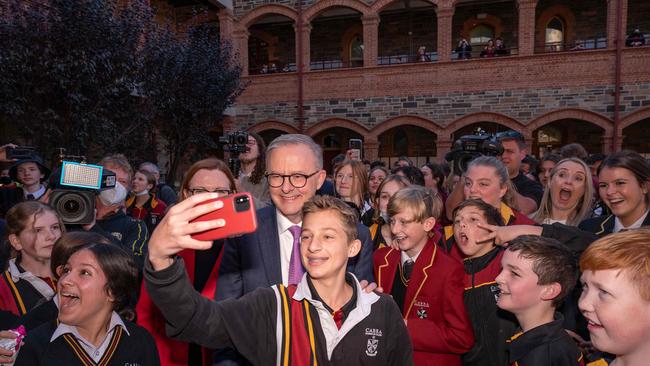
top-left (161, 0), bottom-right (650, 168)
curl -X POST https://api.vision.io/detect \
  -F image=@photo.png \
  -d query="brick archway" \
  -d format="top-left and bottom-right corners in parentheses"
top-left (248, 120), bottom-right (300, 134)
top-left (535, 5), bottom-right (577, 48)
top-left (238, 4), bottom-right (298, 29)
top-left (620, 107), bottom-right (650, 130)
top-left (444, 112), bottom-right (525, 138)
top-left (306, 118), bottom-right (369, 137)
top-left (371, 0), bottom-right (437, 13)
top-left (369, 115), bottom-right (443, 140)
top-left (303, 0), bottom-right (371, 22)
top-left (461, 14), bottom-right (504, 40)
top-left (527, 108), bottom-right (613, 136)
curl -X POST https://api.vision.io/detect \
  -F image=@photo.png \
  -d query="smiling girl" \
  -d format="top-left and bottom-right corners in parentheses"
top-left (532, 158), bottom-right (594, 226)
top-left (15, 243), bottom-right (160, 365)
top-left (126, 169), bottom-right (167, 233)
top-left (334, 160), bottom-right (369, 218)
top-left (1, 202), bottom-right (64, 319)
top-left (579, 150), bottom-right (650, 236)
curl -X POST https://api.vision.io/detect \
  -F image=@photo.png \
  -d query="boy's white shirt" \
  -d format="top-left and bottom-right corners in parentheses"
top-left (272, 273), bottom-right (380, 363)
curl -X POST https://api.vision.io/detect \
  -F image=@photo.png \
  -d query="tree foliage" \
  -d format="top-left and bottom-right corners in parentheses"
top-left (0, 0), bottom-right (243, 177)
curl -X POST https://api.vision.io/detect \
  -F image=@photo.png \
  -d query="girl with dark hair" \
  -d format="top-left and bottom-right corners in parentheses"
top-left (1, 202), bottom-right (64, 318)
top-left (237, 132), bottom-right (270, 208)
top-left (421, 162), bottom-right (450, 225)
top-left (126, 169), bottom-right (167, 233)
top-left (15, 243), bottom-right (160, 365)
top-left (361, 166), bottom-right (389, 226)
top-left (137, 158), bottom-right (237, 366)
top-left (579, 150), bottom-right (650, 236)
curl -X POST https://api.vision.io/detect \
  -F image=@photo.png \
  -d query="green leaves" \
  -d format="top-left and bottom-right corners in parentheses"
top-left (0, 0), bottom-right (242, 174)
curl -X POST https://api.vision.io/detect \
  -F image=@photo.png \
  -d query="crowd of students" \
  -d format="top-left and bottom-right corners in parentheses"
top-left (0, 132), bottom-right (649, 366)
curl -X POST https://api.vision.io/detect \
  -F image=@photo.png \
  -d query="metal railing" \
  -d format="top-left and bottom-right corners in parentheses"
top-left (452, 47), bottom-right (518, 60)
top-left (249, 63), bottom-right (297, 75)
top-left (309, 59), bottom-right (363, 70)
top-left (377, 52), bottom-right (439, 65)
top-left (536, 37), bottom-right (608, 53)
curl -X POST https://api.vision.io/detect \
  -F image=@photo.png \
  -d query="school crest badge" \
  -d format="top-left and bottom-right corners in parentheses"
top-left (366, 338), bottom-right (378, 357)
top-left (417, 308), bottom-right (428, 319)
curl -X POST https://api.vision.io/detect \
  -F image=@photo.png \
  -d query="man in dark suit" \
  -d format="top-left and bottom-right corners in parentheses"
top-left (217, 134), bottom-right (374, 297)
top-left (214, 134), bottom-right (374, 365)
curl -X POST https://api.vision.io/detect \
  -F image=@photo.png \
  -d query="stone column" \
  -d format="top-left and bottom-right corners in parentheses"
top-left (217, 8), bottom-right (235, 45)
top-left (364, 138), bottom-right (380, 161)
top-left (362, 15), bottom-right (380, 67)
top-left (602, 133), bottom-right (616, 154)
top-left (295, 23), bottom-right (312, 71)
top-left (607, 0), bottom-right (628, 49)
top-left (436, 138), bottom-right (454, 163)
top-left (517, 0), bottom-right (537, 56)
top-left (436, 3), bottom-right (454, 62)
top-left (232, 29), bottom-right (250, 76)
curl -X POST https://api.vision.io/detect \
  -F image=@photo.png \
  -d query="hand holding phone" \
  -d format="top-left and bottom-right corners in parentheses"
top-left (348, 139), bottom-right (363, 161)
top-left (147, 192), bottom-right (226, 271)
top-left (190, 192), bottom-right (258, 241)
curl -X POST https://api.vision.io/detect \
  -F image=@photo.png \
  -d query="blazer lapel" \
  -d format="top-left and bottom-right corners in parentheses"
top-left (403, 239), bottom-right (437, 318)
top-left (257, 207), bottom-right (283, 285)
top-left (376, 249), bottom-right (400, 294)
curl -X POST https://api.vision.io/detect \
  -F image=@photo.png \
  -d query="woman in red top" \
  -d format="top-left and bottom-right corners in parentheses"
top-left (136, 158), bottom-right (236, 366)
top-left (126, 169), bottom-right (167, 233)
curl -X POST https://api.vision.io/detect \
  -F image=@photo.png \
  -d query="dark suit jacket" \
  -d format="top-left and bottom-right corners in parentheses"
top-left (216, 205), bottom-right (375, 301)
top-left (579, 213), bottom-right (650, 237)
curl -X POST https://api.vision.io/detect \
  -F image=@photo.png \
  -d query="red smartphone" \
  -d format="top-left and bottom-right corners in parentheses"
top-left (190, 192), bottom-right (258, 241)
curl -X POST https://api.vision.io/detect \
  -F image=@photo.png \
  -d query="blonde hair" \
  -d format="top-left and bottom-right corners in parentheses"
top-left (580, 228), bottom-right (650, 301)
top-left (532, 158), bottom-right (594, 226)
top-left (388, 186), bottom-right (441, 222)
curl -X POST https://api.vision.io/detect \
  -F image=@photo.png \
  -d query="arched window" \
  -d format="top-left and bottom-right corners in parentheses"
top-left (470, 24), bottom-right (494, 45)
top-left (393, 129), bottom-right (408, 156)
top-left (349, 35), bottom-right (364, 67)
top-left (323, 133), bottom-right (341, 149)
top-left (545, 17), bottom-right (564, 51)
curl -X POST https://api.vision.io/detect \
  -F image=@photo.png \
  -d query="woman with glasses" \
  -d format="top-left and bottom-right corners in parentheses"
top-left (126, 169), bottom-right (167, 233)
top-left (136, 158), bottom-right (236, 366)
top-left (334, 159), bottom-right (369, 219)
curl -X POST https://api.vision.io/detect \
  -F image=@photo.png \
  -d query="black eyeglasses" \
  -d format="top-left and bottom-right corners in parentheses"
top-left (187, 188), bottom-right (232, 196)
top-left (496, 131), bottom-right (524, 141)
top-left (265, 171), bottom-right (320, 188)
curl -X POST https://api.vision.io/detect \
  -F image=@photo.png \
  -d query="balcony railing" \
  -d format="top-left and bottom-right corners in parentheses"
top-left (309, 59), bottom-right (363, 70)
top-left (249, 63), bottom-right (297, 75)
top-left (536, 37), bottom-right (608, 53)
top-left (378, 52), bottom-right (439, 65)
top-left (452, 47), bottom-right (518, 60)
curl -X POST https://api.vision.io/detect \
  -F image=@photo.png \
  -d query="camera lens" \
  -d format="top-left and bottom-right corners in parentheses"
top-left (55, 192), bottom-right (88, 223)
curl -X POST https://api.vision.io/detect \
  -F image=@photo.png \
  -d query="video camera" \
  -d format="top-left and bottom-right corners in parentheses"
top-left (50, 158), bottom-right (116, 225)
top-left (445, 129), bottom-right (503, 174)
top-left (218, 131), bottom-right (249, 176)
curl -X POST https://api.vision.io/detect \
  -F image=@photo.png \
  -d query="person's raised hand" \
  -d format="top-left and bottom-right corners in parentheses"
top-left (148, 193), bottom-right (224, 271)
top-left (0, 143), bottom-right (17, 163)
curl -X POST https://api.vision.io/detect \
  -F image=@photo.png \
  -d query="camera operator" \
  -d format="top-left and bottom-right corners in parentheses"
top-left (139, 161), bottom-right (177, 206)
top-left (83, 181), bottom-right (149, 273)
top-left (0, 148), bottom-right (52, 218)
top-left (236, 132), bottom-right (270, 208)
top-left (497, 131), bottom-right (543, 214)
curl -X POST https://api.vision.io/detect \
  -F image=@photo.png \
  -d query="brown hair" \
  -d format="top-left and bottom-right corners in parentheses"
top-left (334, 159), bottom-right (368, 208)
top-left (302, 195), bottom-right (359, 241)
top-left (507, 235), bottom-right (577, 307)
top-left (179, 158), bottom-right (237, 201)
top-left (580, 228), bottom-right (650, 301)
top-left (598, 150), bottom-right (650, 204)
top-left (135, 169), bottom-right (156, 189)
top-left (247, 132), bottom-right (267, 185)
top-left (51, 232), bottom-right (111, 279)
top-left (373, 174), bottom-right (411, 223)
top-left (466, 156), bottom-right (519, 210)
top-left (452, 199), bottom-right (505, 227)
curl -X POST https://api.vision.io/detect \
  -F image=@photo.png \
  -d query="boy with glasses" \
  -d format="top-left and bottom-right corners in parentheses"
top-left (374, 186), bottom-right (474, 366)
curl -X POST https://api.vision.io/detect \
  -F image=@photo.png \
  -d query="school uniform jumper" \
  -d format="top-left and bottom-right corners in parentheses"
top-left (506, 315), bottom-right (584, 366)
top-left (14, 317), bottom-right (160, 366)
top-left (144, 257), bottom-right (413, 366)
top-left (373, 234), bottom-right (475, 366)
